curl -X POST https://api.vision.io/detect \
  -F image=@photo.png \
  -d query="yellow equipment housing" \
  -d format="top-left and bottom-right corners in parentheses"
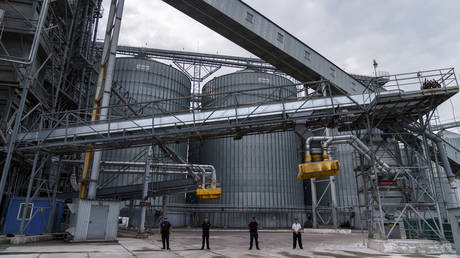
top-left (196, 188), bottom-right (222, 200)
top-left (297, 160), bottom-right (340, 180)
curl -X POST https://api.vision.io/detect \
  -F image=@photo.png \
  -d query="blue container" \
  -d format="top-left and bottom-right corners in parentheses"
top-left (2, 197), bottom-right (64, 235)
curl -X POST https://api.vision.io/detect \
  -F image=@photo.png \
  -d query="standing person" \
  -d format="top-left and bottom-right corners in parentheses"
top-left (159, 217), bottom-right (172, 250)
top-left (292, 218), bottom-right (303, 249)
top-left (248, 217), bottom-right (260, 250)
top-left (201, 217), bottom-right (211, 250)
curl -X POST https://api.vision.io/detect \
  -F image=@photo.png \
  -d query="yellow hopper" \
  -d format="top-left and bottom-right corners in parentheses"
top-left (297, 160), bottom-right (340, 180)
top-left (196, 188), bottom-right (222, 200)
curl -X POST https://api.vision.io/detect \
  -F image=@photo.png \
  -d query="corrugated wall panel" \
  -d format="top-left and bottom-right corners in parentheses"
top-left (193, 70), bottom-right (305, 228)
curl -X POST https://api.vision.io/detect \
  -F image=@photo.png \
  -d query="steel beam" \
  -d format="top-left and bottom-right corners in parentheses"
top-left (15, 87), bottom-right (458, 153)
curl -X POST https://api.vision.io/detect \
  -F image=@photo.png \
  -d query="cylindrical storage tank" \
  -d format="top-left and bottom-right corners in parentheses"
top-left (100, 57), bottom-right (191, 227)
top-left (193, 70), bottom-right (306, 228)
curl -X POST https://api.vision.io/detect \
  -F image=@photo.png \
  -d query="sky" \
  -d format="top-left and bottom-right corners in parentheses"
top-left (97, 0), bottom-right (460, 126)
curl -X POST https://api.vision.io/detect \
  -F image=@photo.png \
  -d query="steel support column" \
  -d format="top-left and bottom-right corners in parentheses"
top-left (138, 146), bottom-right (153, 234)
top-left (311, 178), bottom-right (318, 228)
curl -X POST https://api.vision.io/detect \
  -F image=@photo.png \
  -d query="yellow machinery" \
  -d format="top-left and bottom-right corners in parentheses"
top-left (297, 153), bottom-right (340, 180)
top-left (196, 187), bottom-right (222, 200)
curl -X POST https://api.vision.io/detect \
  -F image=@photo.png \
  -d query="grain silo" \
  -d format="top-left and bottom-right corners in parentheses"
top-left (193, 70), bottom-right (306, 228)
top-left (99, 57), bottom-right (191, 227)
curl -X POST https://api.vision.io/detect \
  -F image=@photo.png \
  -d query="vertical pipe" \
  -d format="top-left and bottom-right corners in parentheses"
top-left (326, 128), bottom-right (339, 228)
top-left (330, 175), bottom-right (338, 228)
top-left (87, 0), bottom-right (125, 199)
top-left (139, 146), bottom-right (152, 234)
top-left (311, 179), bottom-right (318, 228)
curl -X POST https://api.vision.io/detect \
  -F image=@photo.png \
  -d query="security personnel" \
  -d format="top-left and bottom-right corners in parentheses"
top-left (159, 217), bottom-right (172, 250)
top-left (201, 217), bottom-right (211, 250)
top-left (248, 217), bottom-right (260, 250)
top-left (292, 218), bottom-right (303, 249)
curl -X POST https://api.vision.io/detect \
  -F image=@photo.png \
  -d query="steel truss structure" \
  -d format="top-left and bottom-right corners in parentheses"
top-left (10, 62), bottom-right (460, 238)
top-left (0, 0), bottom-right (103, 234)
top-left (0, 0), bottom-right (459, 242)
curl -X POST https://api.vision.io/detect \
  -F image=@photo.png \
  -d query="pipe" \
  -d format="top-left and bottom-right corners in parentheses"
top-left (310, 179), bottom-right (318, 229)
top-left (139, 146), bottom-right (152, 234)
top-left (325, 127), bottom-right (338, 229)
top-left (87, 0), bottom-right (125, 200)
top-left (70, 170), bottom-right (80, 191)
top-left (306, 135), bottom-right (393, 174)
top-left (101, 169), bottom-right (213, 175)
top-left (63, 159), bottom-right (217, 186)
top-left (404, 124), bottom-right (456, 183)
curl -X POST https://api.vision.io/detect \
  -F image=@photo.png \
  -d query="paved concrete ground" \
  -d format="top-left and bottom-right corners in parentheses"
top-left (0, 231), bottom-right (457, 258)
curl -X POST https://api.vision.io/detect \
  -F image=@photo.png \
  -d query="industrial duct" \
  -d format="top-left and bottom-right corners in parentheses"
top-left (403, 124), bottom-right (457, 187)
top-left (305, 135), bottom-right (393, 174)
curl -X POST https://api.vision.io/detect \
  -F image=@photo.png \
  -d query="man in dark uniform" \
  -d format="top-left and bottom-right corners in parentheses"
top-left (201, 217), bottom-right (211, 250)
top-left (248, 217), bottom-right (260, 250)
top-left (159, 217), bottom-right (172, 250)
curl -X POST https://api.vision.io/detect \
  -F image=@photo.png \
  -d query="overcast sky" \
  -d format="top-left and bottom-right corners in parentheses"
top-left (97, 0), bottom-right (460, 127)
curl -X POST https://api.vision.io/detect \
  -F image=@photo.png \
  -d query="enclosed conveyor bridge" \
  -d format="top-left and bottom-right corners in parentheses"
top-left (162, 0), bottom-right (370, 95)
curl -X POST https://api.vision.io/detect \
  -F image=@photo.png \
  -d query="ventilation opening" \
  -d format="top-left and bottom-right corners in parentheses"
top-left (276, 32), bottom-right (284, 43)
top-left (245, 12), bottom-right (254, 23)
top-left (304, 50), bottom-right (311, 61)
top-left (329, 67), bottom-right (336, 78)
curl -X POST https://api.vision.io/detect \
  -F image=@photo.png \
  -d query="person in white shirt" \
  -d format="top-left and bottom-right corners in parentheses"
top-left (291, 218), bottom-right (303, 249)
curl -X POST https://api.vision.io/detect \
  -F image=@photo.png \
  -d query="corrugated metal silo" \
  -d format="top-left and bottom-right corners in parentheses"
top-left (99, 57), bottom-right (191, 227)
top-left (194, 70), bottom-right (306, 228)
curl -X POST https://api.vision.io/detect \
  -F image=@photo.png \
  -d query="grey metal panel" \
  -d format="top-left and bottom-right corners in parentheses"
top-left (105, 200), bottom-right (122, 241)
top-left (163, 0), bottom-right (369, 95)
top-left (71, 199), bottom-right (121, 241)
top-left (73, 198), bottom-right (91, 241)
top-left (442, 133), bottom-right (460, 166)
top-left (87, 205), bottom-right (108, 239)
top-left (194, 71), bottom-right (304, 227)
top-left (121, 206), bottom-right (187, 228)
top-left (333, 134), bottom-right (359, 227)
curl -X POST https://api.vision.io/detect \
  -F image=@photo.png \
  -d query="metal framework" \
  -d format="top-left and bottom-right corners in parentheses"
top-left (0, 0), bottom-right (102, 233)
top-left (0, 0), bottom-right (459, 242)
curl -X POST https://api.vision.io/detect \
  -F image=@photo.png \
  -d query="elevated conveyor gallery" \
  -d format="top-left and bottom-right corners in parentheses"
top-left (162, 0), bottom-right (369, 95)
top-left (15, 84), bottom-right (458, 153)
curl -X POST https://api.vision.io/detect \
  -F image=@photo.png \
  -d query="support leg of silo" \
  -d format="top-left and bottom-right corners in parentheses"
top-left (139, 146), bottom-right (152, 235)
top-left (330, 176), bottom-right (338, 228)
top-left (47, 156), bottom-right (61, 233)
top-left (311, 179), bottom-right (318, 229)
